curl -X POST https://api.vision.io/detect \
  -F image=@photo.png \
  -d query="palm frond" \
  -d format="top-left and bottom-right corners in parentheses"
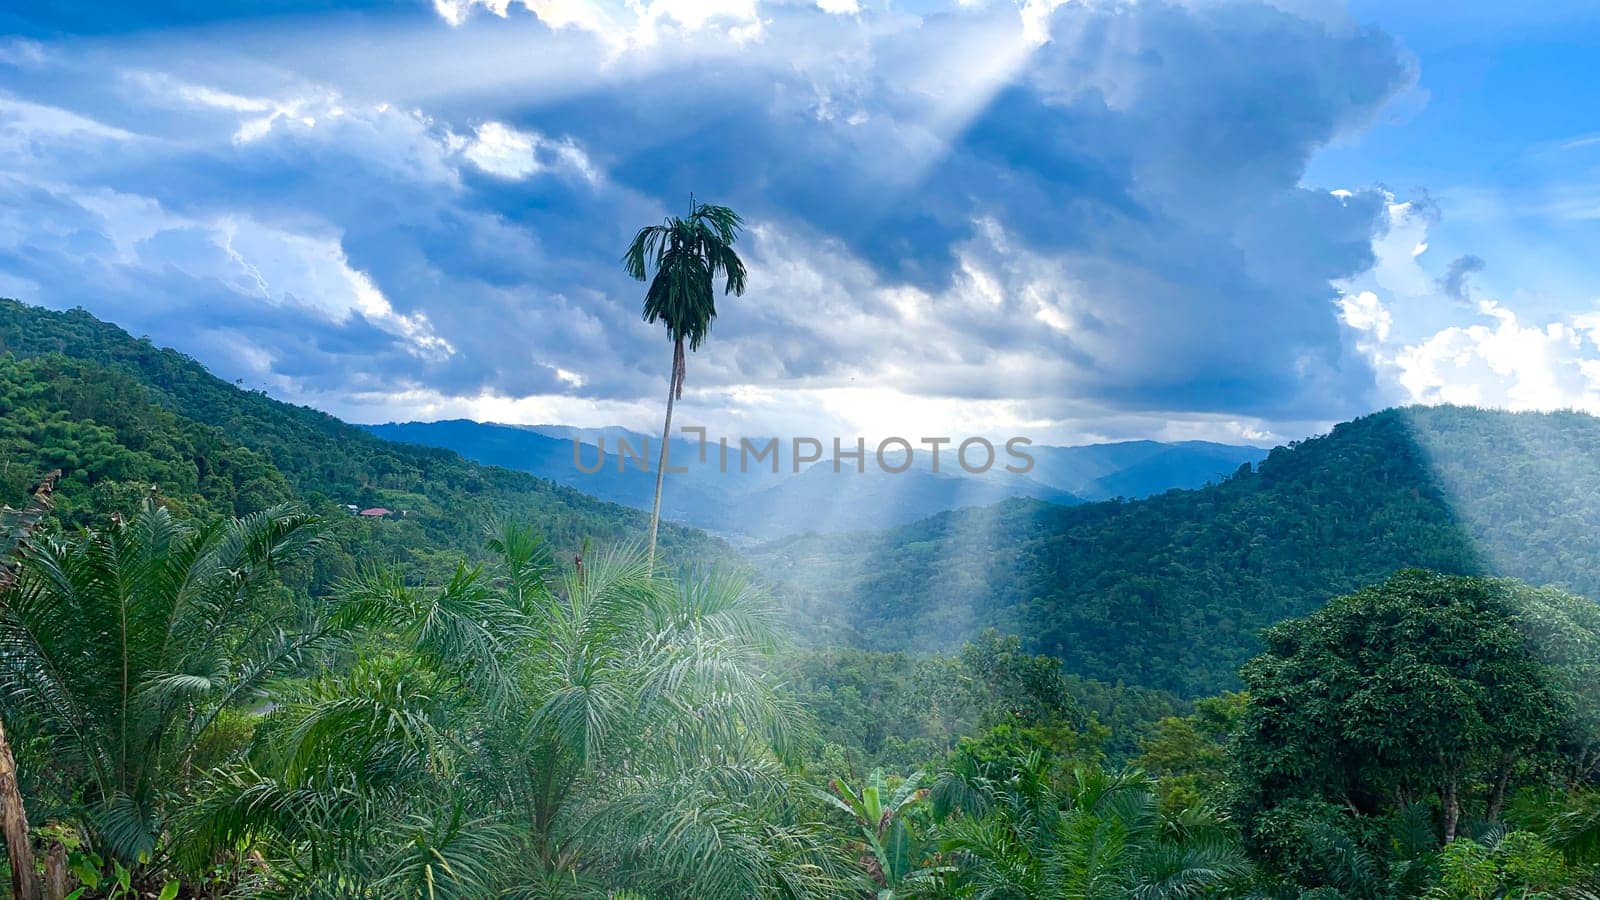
top-left (623, 200), bottom-right (748, 352)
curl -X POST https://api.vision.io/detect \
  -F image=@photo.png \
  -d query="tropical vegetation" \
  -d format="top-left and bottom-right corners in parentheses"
top-left (8, 299), bottom-right (1600, 896)
top-left (5, 490), bottom-right (1600, 896)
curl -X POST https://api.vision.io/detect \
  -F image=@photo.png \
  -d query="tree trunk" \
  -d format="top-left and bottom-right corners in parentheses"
top-left (1443, 776), bottom-right (1460, 843)
top-left (646, 339), bottom-right (684, 573)
top-left (1487, 753), bottom-right (1515, 823)
top-left (42, 842), bottom-right (66, 900)
top-left (0, 715), bottom-right (41, 900)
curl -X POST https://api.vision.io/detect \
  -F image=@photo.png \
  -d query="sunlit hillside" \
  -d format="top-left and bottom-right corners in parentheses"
top-left (758, 405), bottom-right (1600, 694)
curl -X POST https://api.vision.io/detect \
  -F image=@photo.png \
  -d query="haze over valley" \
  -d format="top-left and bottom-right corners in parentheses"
top-left (362, 418), bottom-right (1266, 539)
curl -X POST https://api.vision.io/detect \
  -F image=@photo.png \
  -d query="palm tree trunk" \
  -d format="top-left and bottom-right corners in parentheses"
top-left (647, 339), bottom-right (684, 572)
top-left (0, 715), bottom-right (41, 900)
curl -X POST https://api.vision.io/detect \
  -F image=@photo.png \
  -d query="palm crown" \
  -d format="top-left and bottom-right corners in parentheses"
top-left (623, 200), bottom-right (747, 395)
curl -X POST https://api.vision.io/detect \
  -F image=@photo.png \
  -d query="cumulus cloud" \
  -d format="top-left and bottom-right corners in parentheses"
top-left (814, 0), bottom-right (859, 14)
top-left (459, 121), bottom-right (597, 181)
top-left (1395, 301), bottom-right (1600, 411)
top-left (1338, 290), bottom-right (1392, 342)
top-left (0, 0), bottom-right (1424, 441)
top-left (431, 0), bottom-right (761, 48)
top-left (1337, 200), bottom-right (1600, 417)
top-left (0, 172), bottom-right (453, 365)
top-left (1343, 290), bottom-right (1600, 416)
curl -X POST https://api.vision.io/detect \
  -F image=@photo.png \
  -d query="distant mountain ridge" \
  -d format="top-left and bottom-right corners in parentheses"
top-left (1028, 440), bottom-right (1264, 500)
top-left (362, 419), bottom-right (1265, 539)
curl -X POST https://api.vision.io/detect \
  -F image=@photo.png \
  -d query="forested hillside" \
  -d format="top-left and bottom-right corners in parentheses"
top-left (757, 405), bottom-right (1600, 696)
top-left (0, 299), bottom-right (723, 575)
top-left (12, 296), bottom-right (1600, 703)
top-left (9, 298), bottom-right (1600, 897)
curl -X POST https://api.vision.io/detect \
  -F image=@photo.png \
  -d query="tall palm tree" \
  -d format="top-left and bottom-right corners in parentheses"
top-left (622, 199), bottom-right (748, 569)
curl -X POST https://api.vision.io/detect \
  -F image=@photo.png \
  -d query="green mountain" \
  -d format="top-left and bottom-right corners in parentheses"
top-left (0, 299), bottom-right (723, 576)
top-left (754, 405), bottom-right (1600, 697)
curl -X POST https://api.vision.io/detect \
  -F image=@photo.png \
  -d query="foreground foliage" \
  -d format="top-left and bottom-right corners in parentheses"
top-left (0, 504), bottom-right (353, 865)
top-left (6, 505), bottom-right (1600, 896)
top-left (1234, 570), bottom-right (1600, 894)
top-left (1, 506), bottom-right (846, 897)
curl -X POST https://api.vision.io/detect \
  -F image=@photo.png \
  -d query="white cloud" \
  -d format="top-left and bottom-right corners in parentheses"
top-left (171, 83), bottom-right (276, 114)
top-left (1020, 0), bottom-right (1071, 45)
top-left (329, 382), bottom-right (658, 430)
top-left (432, 0), bottom-right (760, 49)
top-left (125, 72), bottom-right (601, 186)
top-left (1338, 198), bottom-right (1600, 414)
top-left (1365, 198), bottom-right (1437, 299)
top-left (127, 72), bottom-right (332, 144)
top-left (1337, 290), bottom-right (1391, 342)
top-left (0, 39), bottom-right (49, 68)
top-left (459, 120), bottom-right (598, 181)
top-left (462, 120), bottom-right (540, 177)
top-left (642, 0), bottom-right (757, 33)
top-left (1337, 195), bottom-right (1600, 415)
top-left (215, 217), bottom-right (455, 360)
top-left (433, 0), bottom-right (620, 33)
top-left (0, 168), bottom-right (453, 361)
top-left (1390, 300), bottom-right (1600, 412)
top-left (815, 0), bottom-right (860, 13)
top-left (0, 96), bottom-right (138, 143)
top-left (1559, 132), bottom-right (1600, 152)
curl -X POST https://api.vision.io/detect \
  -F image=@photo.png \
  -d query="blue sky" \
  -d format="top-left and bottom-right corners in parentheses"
top-left (0, 0), bottom-right (1596, 445)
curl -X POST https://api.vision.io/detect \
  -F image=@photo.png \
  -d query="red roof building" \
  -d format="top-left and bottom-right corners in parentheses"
top-left (358, 507), bottom-right (393, 517)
